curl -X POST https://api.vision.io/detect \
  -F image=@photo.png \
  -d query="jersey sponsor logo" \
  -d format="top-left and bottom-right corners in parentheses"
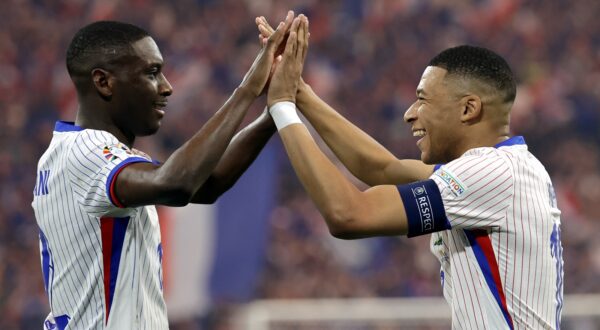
top-left (435, 168), bottom-right (467, 197)
top-left (103, 143), bottom-right (133, 161)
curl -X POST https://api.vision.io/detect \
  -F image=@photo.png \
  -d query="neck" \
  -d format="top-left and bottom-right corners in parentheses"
top-left (455, 125), bottom-right (510, 157)
top-left (75, 107), bottom-right (135, 148)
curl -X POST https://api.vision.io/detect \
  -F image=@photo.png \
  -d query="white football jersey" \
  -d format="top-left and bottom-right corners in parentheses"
top-left (32, 121), bottom-right (168, 329)
top-left (398, 136), bottom-right (563, 329)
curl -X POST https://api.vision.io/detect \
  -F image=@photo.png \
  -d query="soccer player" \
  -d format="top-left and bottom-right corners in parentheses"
top-left (31, 14), bottom-right (295, 329)
top-left (261, 17), bottom-right (564, 329)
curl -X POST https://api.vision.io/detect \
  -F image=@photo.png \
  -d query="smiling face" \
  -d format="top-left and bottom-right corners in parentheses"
top-left (109, 36), bottom-right (173, 137)
top-left (404, 66), bottom-right (465, 164)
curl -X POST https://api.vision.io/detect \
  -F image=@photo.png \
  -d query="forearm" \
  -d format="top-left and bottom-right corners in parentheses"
top-left (190, 110), bottom-right (276, 203)
top-left (296, 82), bottom-right (433, 184)
top-left (296, 82), bottom-right (399, 185)
top-left (155, 87), bottom-right (256, 199)
top-left (279, 123), bottom-right (363, 230)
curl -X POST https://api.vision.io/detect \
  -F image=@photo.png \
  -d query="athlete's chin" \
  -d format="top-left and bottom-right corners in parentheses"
top-left (420, 150), bottom-right (443, 165)
top-left (138, 122), bottom-right (161, 136)
top-left (420, 153), bottom-right (435, 165)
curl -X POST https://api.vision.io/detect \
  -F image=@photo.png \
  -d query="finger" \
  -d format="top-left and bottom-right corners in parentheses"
top-left (301, 16), bottom-right (309, 61)
top-left (292, 16), bottom-right (303, 59)
top-left (266, 21), bottom-right (286, 49)
top-left (267, 21), bottom-right (285, 46)
top-left (258, 16), bottom-right (275, 33)
top-left (268, 11), bottom-right (294, 45)
top-left (296, 15), bottom-right (307, 59)
top-left (284, 30), bottom-right (298, 60)
top-left (282, 17), bottom-right (301, 58)
top-left (258, 24), bottom-right (272, 38)
top-left (280, 10), bottom-right (295, 37)
top-left (258, 34), bottom-right (268, 47)
top-left (260, 17), bottom-right (275, 34)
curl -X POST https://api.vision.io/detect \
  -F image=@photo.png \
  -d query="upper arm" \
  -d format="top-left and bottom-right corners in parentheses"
top-left (384, 159), bottom-right (435, 184)
top-left (332, 185), bottom-right (408, 239)
top-left (335, 178), bottom-right (452, 239)
top-left (346, 152), bottom-right (516, 239)
top-left (68, 132), bottom-right (154, 217)
top-left (113, 161), bottom-right (191, 208)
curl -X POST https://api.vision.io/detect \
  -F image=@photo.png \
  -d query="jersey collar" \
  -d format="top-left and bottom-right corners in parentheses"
top-left (54, 121), bottom-right (83, 132)
top-left (433, 136), bottom-right (527, 172)
top-left (494, 136), bottom-right (526, 148)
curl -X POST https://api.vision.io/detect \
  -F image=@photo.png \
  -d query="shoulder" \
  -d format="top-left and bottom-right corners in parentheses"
top-left (432, 147), bottom-right (514, 199)
top-left (72, 129), bottom-right (120, 149)
top-left (67, 129), bottom-right (123, 166)
top-left (444, 147), bottom-right (512, 178)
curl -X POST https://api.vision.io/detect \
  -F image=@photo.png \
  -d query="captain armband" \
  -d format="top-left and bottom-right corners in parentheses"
top-left (397, 179), bottom-right (451, 237)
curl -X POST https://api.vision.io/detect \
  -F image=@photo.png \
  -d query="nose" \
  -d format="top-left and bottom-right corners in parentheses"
top-left (159, 73), bottom-right (173, 97)
top-left (404, 101), bottom-right (417, 123)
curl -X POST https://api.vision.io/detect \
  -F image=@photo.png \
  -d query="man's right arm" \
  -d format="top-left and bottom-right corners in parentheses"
top-left (295, 81), bottom-right (434, 185)
top-left (256, 16), bottom-right (433, 185)
top-left (189, 108), bottom-right (276, 204)
top-left (115, 86), bottom-right (256, 207)
top-left (113, 13), bottom-right (295, 208)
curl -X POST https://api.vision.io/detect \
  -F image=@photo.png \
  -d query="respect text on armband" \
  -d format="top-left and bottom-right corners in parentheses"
top-left (413, 186), bottom-right (433, 232)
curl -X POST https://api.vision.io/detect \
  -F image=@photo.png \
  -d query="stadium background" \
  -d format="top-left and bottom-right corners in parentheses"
top-left (1, 0), bottom-right (600, 328)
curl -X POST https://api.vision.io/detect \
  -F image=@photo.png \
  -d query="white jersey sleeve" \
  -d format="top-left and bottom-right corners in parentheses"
top-left (397, 148), bottom-right (514, 237)
top-left (66, 130), bottom-right (153, 217)
top-left (430, 149), bottom-right (514, 230)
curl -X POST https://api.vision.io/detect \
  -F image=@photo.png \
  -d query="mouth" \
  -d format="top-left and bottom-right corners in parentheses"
top-left (412, 128), bottom-right (427, 147)
top-left (154, 102), bottom-right (168, 116)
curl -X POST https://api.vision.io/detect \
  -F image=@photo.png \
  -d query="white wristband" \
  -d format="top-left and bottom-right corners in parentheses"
top-left (269, 101), bottom-right (303, 131)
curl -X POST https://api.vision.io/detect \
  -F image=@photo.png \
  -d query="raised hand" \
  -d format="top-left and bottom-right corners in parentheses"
top-left (239, 11), bottom-right (294, 97)
top-left (256, 16), bottom-right (275, 47)
top-left (267, 15), bottom-right (309, 106)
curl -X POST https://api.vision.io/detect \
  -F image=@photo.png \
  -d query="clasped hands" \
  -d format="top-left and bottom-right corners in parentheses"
top-left (239, 11), bottom-right (309, 108)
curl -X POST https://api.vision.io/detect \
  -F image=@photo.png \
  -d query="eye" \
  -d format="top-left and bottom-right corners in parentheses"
top-left (147, 66), bottom-right (161, 78)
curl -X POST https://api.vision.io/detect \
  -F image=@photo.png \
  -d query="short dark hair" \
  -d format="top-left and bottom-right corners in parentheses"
top-left (66, 21), bottom-right (150, 77)
top-left (428, 45), bottom-right (517, 103)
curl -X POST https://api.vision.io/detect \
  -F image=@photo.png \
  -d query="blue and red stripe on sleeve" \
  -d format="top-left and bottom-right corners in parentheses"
top-left (105, 157), bottom-right (151, 208)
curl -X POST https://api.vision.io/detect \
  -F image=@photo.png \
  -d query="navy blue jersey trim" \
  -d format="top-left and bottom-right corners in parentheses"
top-left (494, 136), bottom-right (525, 148)
top-left (106, 157), bottom-right (152, 207)
top-left (54, 121), bottom-right (83, 132)
top-left (432, 136), bottom-right (526, 171)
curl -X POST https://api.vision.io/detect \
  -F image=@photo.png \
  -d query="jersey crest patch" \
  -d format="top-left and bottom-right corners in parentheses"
top-left (435, 168), bottom-right (468, 197)
top-left (103, 143), bottom-right (132, 161)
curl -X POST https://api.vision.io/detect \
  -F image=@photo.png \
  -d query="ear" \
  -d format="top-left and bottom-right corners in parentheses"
top-left (91, 68), bottom-right (114, 100)
top-left (460, 94), bottom-right (482, 123)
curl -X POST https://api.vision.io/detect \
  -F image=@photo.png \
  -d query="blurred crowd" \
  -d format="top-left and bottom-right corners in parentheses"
top-left (1, 0), bottom-right (600, 328)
